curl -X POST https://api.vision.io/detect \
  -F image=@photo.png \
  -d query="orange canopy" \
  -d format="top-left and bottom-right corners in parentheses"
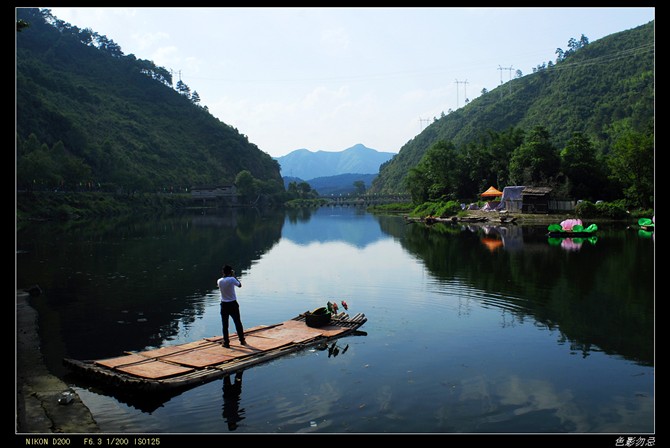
top-left (480, 186), bottom-right (503, 197)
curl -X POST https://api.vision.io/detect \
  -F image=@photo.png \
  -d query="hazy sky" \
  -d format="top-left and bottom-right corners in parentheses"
top-left (44, 7), bottom-right (654, 158)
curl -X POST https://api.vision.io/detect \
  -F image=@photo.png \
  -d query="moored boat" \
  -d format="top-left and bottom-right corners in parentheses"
top-left (638, 217), bottom-right (654, 232)
top-left (547, 219), bottom-right (598, 238)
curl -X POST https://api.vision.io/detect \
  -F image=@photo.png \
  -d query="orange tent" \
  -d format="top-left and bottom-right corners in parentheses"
top-left (480, 186), bottom-right (503, 197)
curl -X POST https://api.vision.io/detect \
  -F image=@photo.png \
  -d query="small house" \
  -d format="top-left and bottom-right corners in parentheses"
top-left (521, 187), bottom-right (552, 213)
top-left (498, 186), bottom-right (526, 212)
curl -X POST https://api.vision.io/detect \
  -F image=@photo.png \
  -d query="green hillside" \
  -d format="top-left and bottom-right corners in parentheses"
top-left (16, 8), bottom-right (283, 198)
top-left (370, 21), bottom-right (654, 207)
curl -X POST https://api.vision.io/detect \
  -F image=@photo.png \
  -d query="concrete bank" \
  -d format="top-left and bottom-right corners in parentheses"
top-left (16, 290), bottom-right (100, 434)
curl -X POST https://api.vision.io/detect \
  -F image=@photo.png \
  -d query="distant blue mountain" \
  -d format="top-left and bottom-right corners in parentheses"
top-left (283, 173), bottom-right (378, 196)
top-left (274, 144), bottom-right (395, 180)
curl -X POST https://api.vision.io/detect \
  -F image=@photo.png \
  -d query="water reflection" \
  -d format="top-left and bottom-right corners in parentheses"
top-left (283, 205), bottom-right (386, 248)
top-left (390, 219), bottom-right (654, 366)
top-left (478, 225), bottom-right (525, 252)
top-left (547, 236), bottom-right (598, 251)
top-left (222, 371), bottom-right (245, 431)
top-left (16, 208), bottom-right (285, 370)
top-left (481, 237), bottom-right (503, 252)
top-left (314, 340), bottom-right (349, 358)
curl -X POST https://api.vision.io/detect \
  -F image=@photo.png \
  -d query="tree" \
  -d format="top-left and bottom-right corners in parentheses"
top-left (16, 145), bottom-right (60, 190)
top-left (353, 180), bottom-right (366, 195)
top-left (176, 80), bottom-right (191, 97)
top-left (235, 170), bottom-right (256, 202)
top-left (558, 34), bottom-right (590, 61)
top-left (455, 127), bottom-right (524, 199)
top-left (405, 165), bottom-right (431, 204)
top-left (579, 34), bottom-right (590, 48)
top-left (297, 181), bottom-right (313, 197)
top-left (509, 126), bottom-right (560, 186)
top-left (287, 181), bottom-right (299, 198)
top-left (555, 48), bottom-right (565, 62)
top-left (286, 180), bottom-right (316, 200)
top-left (488, 127), bottom-right (525, 188)
top-left (560, 132), bottom-right (603, 200)
top-left (191, 91), bottom-right (201, 105)
top-left (607, 124), bottom-right (654, 208)
top-left (405, 140), bottom-right (460, 202)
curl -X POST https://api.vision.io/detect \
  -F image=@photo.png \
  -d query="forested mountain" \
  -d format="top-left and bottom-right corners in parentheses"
top-left (370, 21), bottom-right (654, 207)
top-left (16, 8), bottom-right (653, 210)
top-left (275, 144), bottom-right (395, 179)
top-left (16, 8), bottom-right (283, 197)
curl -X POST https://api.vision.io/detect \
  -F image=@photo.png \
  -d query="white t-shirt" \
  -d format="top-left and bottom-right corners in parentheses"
top-left (218, 276), bottom-right (241, 302)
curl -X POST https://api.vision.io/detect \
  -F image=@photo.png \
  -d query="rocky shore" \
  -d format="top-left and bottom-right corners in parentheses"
top-left (16, 290), bottom-right (100, 434)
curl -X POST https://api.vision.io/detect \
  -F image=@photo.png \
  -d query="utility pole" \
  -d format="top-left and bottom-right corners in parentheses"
top-left (419, 117), bottom-right (430, 131)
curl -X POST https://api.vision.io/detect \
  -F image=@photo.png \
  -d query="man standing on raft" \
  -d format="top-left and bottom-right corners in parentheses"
top-left (217, 264), bottom-right (246, 348)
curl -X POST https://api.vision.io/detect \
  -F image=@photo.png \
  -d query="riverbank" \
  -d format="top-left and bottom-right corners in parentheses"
top-left (16, 289), bottom-right (100, 434)
top-left (447, 209), bottom-right (638, 226)
top-left (462, 209), bottom-right (571, 224)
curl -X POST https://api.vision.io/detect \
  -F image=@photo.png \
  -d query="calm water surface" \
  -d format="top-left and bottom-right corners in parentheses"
top-left (16, 206), bottom-right (654, 435)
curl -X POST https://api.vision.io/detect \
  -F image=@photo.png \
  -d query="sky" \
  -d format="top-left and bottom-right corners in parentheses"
top-left (43, 7), bottom-right (655, 158)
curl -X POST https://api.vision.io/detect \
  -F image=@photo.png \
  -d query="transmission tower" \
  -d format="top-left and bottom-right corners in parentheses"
top-left (497, 66), bottom-right (504, 99)
top-left (497, 65), bottom-right (514, 97)
top-left (455, 79), bottom-right (469, 108)
top-left (503, 66), bottom-right (513, 95)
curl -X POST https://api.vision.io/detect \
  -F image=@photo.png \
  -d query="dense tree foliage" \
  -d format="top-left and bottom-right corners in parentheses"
top-left (405, 141), bottom-right (459, 203)
top-left (560, 131), bottom-right (605, 200)
top-left (401, 123), bottom-right (653, 208)
top-left (509, 125), bottom-right (560, 186)
top-left (16, 8), bottom-right (284, 201)
top-left (606, 122), bottom-right (654, 208)
top-left (371, 21), bottom-right (654, 208)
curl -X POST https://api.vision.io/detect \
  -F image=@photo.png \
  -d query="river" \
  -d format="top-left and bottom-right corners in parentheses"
top-left (16, 206), bottom-right (654, 437)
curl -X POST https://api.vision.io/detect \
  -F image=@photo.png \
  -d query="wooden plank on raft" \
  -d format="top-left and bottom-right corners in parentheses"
top-left (259, 319), bottom-right (326, 342)
top-left (95, 353), bottom-right (148, 369)
top-left (115, 359), bottom-right (195, 379)
top-left (161, 345), bottom-right (248, 368)
top-left (137, 339), bottom-right (213, 358)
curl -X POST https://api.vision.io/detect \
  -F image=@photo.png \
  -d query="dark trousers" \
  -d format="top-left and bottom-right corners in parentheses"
top-left (220, 301), bottom-right (244, 344)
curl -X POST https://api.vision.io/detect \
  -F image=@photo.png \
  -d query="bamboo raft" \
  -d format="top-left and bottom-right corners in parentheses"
top-left (63, 311), bottom-right (367, 395)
